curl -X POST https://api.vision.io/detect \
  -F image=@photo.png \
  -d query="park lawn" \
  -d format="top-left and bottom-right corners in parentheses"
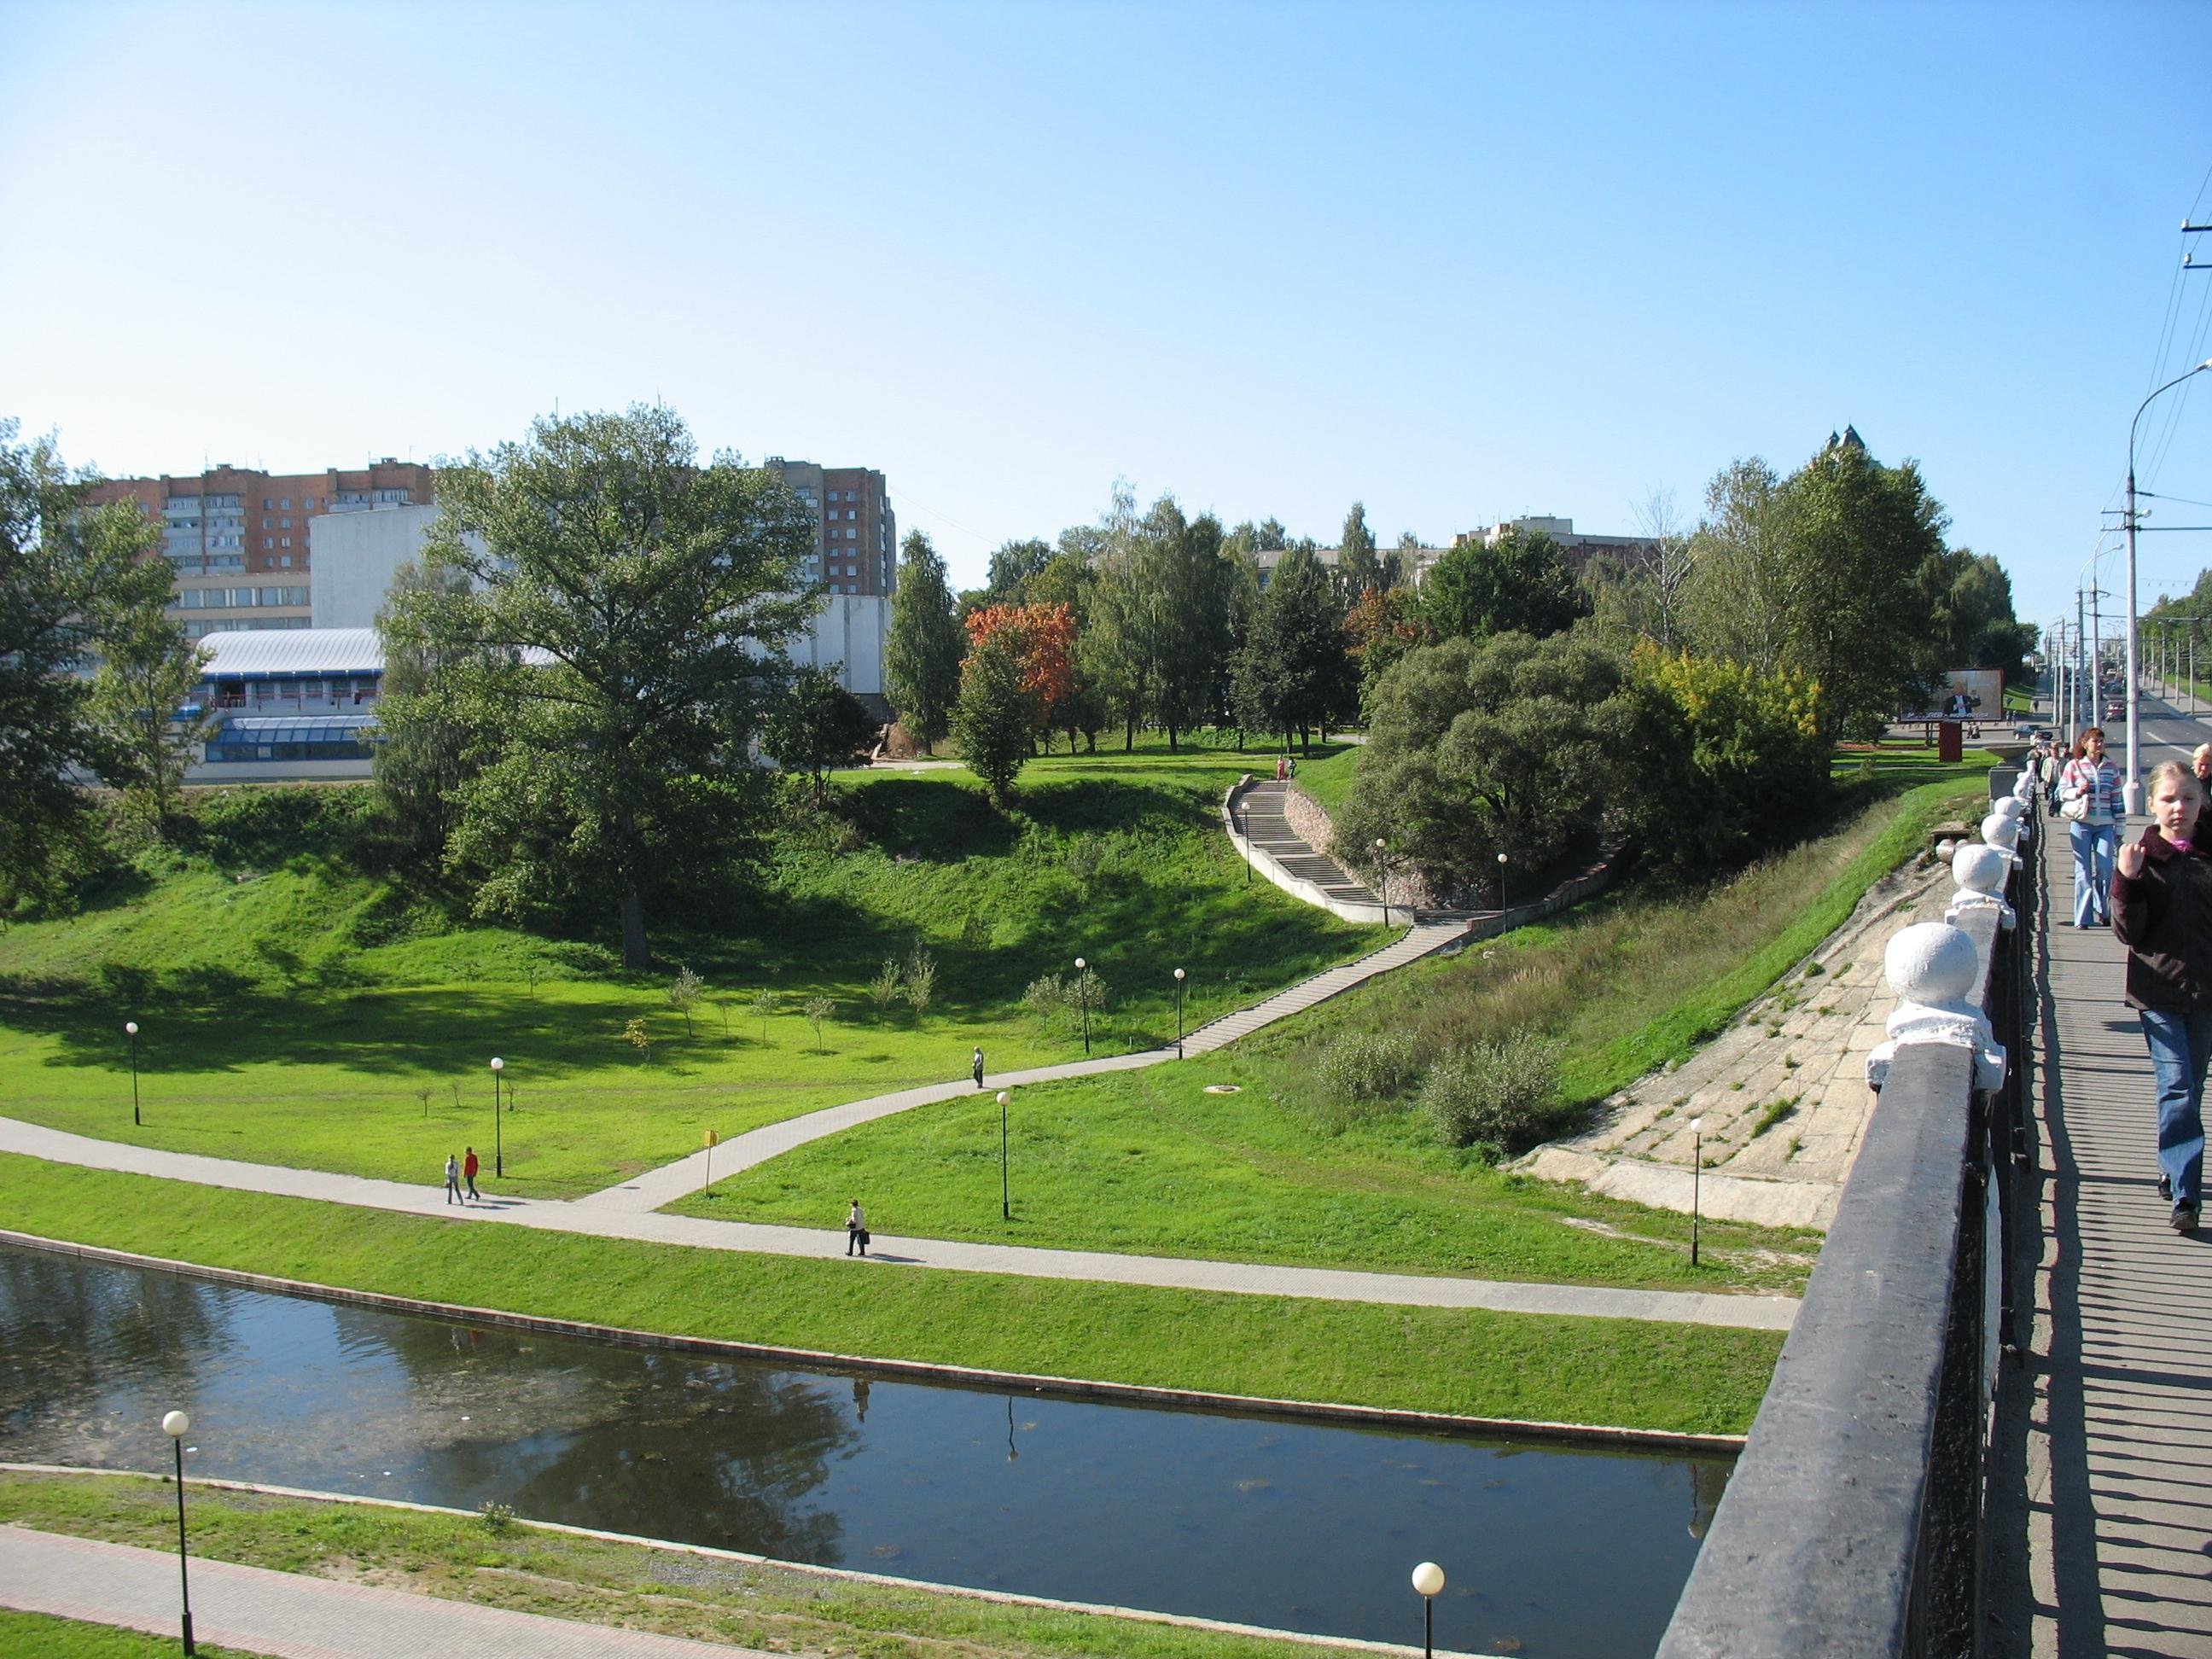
top-left (678, 1057), bottom-right (1813, 1293)
top-left (0, 1155), bottom-right (1781, 1434)
top-left (0, 1610), bottom-right (269, 1658)
top-left (0, 1472), bottom-right (1394, 1659)
top-left (0, 748), bottom-right (1371, 1198)
top-left (678, 778), bottom-right (1981, 1289)
top-left (1831, 740), bottom-right (2002, 780)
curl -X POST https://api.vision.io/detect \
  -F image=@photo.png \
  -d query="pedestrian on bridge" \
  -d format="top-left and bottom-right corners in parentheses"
top-left (2192, 742), bottom-right (2212, 797)
top-left (2113, 760), bottom-right (2212, 1234)
top-left (2058, 727), bottom-right (2121, 928)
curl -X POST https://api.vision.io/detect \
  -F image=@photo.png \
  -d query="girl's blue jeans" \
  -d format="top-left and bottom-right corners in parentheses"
top-left (2070, 821), bottom-right (2116, 927)
top-left (2140, 1009), bottom-right (2212, 1208)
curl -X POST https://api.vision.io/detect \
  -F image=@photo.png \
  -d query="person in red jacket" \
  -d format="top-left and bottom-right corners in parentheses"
top-left (2112, 760), bottom-right (2212, 1232)
top-left (462, 1146), bottom-right (481, 1204)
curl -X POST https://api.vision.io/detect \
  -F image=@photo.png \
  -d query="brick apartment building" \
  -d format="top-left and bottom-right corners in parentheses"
top-left (88, 460), bottom-right (434, 639)
top-left (763, 457), bottom-right (896, 597)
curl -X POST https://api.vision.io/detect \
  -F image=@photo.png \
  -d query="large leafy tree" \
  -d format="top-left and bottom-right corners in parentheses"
top-left (1915, 545), bottom-right (2035, 686)
top-left (762, 665), bottom-right (877, 802)
top-left (885, 528), bottom-right (964, 753)
top-left (1774, 435), bottom-right (1949, 740)
top-left (90, 599), bottom-right (214, 834)
top-left (1422, 526), bottom-right (1586, 641)
top-left (0, 424), bottom-right (176, 907)
top-left (1336, 631), bottom-right (1633, 896)
top-left (1683, 457), bottom-right (1793, 672)
top-left (386, 405), bottom-right (816, 968)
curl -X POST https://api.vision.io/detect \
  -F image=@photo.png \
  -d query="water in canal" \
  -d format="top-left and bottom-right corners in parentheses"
top-left (0, 1245), bottom-right (1728, 1654)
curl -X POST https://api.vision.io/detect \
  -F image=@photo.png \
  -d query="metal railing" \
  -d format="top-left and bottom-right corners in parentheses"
top-left (1658, 773), bottom-right (2037, 1658)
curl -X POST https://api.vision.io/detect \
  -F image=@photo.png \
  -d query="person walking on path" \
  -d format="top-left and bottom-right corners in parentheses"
top-left (463, 1146), bottom-right (481, 1203)
top-left (2059, 726), bottom-right (2122, 928)
top-left (2192, 742), bottom-right (2212, 796)
top-left (846, 1198), bottom-right (868, 1256)
top-left (443, 1153), bottom-right (463, 1206)
top-left (2113, 760), bottom-right (2212, 1233)
top-left (972, 1047), bottom-right (986, 1089)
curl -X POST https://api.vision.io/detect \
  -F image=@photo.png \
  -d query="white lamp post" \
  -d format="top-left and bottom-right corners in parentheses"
top-left (2125, 357), bottom-right (2212, 816)
top-left (1497, 849), bottom-right (1511, 918)
top-left (1173, 967), bottom-right (1186, 1058)
top-left (1373, 837), bottom-right (1389, 926)
top-left (489, 1057), bottom-right (504, 1177)
top-left (163, 1408), bottom-right (196, 1654)
top-left (1411, 1560), bottom-right (1446, 1659)
top-left (1074, 957), bottom-right (1091, 1055)
top-left (125, 1021), bottom-right (141, 1126)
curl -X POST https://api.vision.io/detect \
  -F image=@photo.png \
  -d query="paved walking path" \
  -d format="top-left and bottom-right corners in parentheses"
top-left (1237, 777), bottom-right (1382, 905)
top-left (0, 1522), bottom-right (770, 1657)
top-left (585, 920), bottom-right (1466, 1214)
top-left (1992, 690), bottom-right (2212, 1655)
top-left (0, 1111), bottom-right (1790, 1328)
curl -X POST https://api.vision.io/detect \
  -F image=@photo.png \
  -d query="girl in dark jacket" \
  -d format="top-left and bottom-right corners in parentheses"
top-left (2112, 760), bottom-right (2212, 1231)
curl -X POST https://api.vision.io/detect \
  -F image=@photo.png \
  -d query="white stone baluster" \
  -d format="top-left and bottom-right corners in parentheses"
top-left (1866, 921), bottom-right (2006, 1093)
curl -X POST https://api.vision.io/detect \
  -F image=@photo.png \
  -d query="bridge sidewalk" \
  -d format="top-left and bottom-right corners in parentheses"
top-left (1992, 736), bottom-right (2212, 1656)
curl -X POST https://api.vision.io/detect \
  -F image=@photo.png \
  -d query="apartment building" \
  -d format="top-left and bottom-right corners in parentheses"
top-left (762, 457), bottom-right (896, 597)
top-left (87, 459), bottom-right (433, 639)
top-left (1450, 515), bottom-right (1659, 575)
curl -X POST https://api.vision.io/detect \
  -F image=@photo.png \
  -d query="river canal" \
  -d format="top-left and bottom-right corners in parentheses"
top-left (0, 1244), bottom-right (1726, 1654)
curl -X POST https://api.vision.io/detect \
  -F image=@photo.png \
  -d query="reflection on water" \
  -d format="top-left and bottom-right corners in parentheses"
top-left (0, 1246), bottom-right (1728, 1654)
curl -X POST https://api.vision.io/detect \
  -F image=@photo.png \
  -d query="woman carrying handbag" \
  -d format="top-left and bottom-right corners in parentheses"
top-left (2058, 726), bottom-right (2122, 927)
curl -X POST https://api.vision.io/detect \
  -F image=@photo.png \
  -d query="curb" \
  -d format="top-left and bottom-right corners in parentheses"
top-left (0, 1229), bottom-right (1749, 1454)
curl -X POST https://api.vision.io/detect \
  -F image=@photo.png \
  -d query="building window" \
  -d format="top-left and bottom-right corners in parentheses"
top-left (263, 498), bottom-right (274, 509)
top-left (281, 537), bottom-right (290, 548)
top-left (280, 498), bottom-right (291, 510)
top-left (264, 538), bottom-right (273, 550)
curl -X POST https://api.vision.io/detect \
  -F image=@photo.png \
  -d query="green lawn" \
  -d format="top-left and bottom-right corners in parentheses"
top-left (0, 1610), bottom-right (267, 1658)
top-left (1281, 742), bottom-right (1361, 815)
top-left (0, 1155), bottom-right (1782, 1433)
top-left (0, 746), bottom-right (1371, 1197)
top-left (0, 1471), bottom-right (1394, 1659)
top-left (675, 777), bottom-right (1980, 1289)
top-left (1831, 740), bottom-right (2002, 780)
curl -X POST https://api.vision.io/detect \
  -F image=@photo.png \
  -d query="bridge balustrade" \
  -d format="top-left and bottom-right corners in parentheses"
top-left (1657, 771), bottom-right (2039, 1658)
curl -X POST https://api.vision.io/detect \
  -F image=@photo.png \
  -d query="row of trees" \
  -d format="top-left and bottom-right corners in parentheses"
top-left (884, 432), bottom-right (2032, 812)
top-left (0, 423), bottom-right (215, 913)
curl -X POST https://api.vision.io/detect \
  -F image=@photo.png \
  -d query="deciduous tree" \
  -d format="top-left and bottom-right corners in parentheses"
top-left (1422, 527), bottom-right (1586, 641)
top-left (386, 404), bottom-right (816, 969)
top-left (885, 529), bottom-right (964, 753)
top-left (0, 424), bottom-right (175, 908)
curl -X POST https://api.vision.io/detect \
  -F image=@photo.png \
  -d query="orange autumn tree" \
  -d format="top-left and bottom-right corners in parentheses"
top-left (963, 602), bottom-right (1075, 735)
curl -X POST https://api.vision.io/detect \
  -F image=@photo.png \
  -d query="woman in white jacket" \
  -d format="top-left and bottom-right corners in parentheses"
top-left (2058, 726), bottom-right (2122, 927)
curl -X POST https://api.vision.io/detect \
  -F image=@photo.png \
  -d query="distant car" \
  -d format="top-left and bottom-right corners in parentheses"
top-left (2104, 701), bottom-right (2125, 721)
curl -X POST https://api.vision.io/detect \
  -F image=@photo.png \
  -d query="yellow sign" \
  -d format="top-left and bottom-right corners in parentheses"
top-left (701, 1128), bottom-right (719, 1148)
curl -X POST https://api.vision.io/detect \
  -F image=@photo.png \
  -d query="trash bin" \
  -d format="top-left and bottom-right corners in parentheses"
top-left (1937, 719), bottom-right (1963, 762)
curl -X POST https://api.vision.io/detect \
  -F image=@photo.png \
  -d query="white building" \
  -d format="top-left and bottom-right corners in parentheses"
top-left (308, 506), bottom-right (888, 696)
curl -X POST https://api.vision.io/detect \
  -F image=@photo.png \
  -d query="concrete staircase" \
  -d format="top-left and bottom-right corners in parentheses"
top-left (1236, 778), bottom-right (1383, 908)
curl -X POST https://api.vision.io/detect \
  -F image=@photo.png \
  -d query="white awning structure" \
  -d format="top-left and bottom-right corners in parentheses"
top-left (199, 628), bottom-right (382, 678)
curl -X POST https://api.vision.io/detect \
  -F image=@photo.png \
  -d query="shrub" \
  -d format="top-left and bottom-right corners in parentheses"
top-left (1022, 972), bottom-right (1067, 1023)
top-left (1316, 1031), bottom-right (1422, 1103)
top-left (866, 958), bottom-right (903, 1022)
top-left (1420, 1031), bottom-right (1563, 1150)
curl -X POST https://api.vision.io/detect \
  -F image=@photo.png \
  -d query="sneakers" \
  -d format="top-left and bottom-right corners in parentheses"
top-left (2172, 1202), bottom-right (2199, 1235)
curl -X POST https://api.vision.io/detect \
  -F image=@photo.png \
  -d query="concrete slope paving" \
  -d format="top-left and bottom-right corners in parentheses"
top-left (0, 1114), bottom-right (1794, 1329)
top-left (0, 1522), bottom-right (772, 1658)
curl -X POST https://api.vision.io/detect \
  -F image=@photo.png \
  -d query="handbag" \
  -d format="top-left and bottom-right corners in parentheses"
top-left (2061, 794), bottom-right (2089, 823)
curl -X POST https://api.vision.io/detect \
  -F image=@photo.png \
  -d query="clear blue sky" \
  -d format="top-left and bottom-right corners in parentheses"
top-left (3, 1), bottom-right (2209, 634)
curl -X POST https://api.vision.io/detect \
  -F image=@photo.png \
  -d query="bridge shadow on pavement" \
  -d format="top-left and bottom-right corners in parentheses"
top-left (1989, 763), bottom-right (2212, 1656)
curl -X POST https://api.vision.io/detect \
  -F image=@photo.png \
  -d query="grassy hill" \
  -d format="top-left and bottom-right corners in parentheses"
top-left (0, 744), bottom-right (1370, 1196)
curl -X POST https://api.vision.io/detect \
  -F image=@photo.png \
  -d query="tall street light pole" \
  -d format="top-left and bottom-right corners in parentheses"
top-left (997, 1090), bottom-right (1011, 1220)
top-left (125, 1021), bottom-right (141, 1126)
top-left (2127, 357), bottom-right (2212, 815)
top-left (489, 1057), bottom-right (504, 1178)
top-left (1173, 967), bottom-right (1186, 1059)
top-left (1373, 837), bottom-right (1389, 927)
top-left (163, 1409), bottom-right (196, 1655)
top-left (1689, 1115), bottom-right (1704, 1267)
top-left (1074, 958), bottom-right (1091, 1056)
